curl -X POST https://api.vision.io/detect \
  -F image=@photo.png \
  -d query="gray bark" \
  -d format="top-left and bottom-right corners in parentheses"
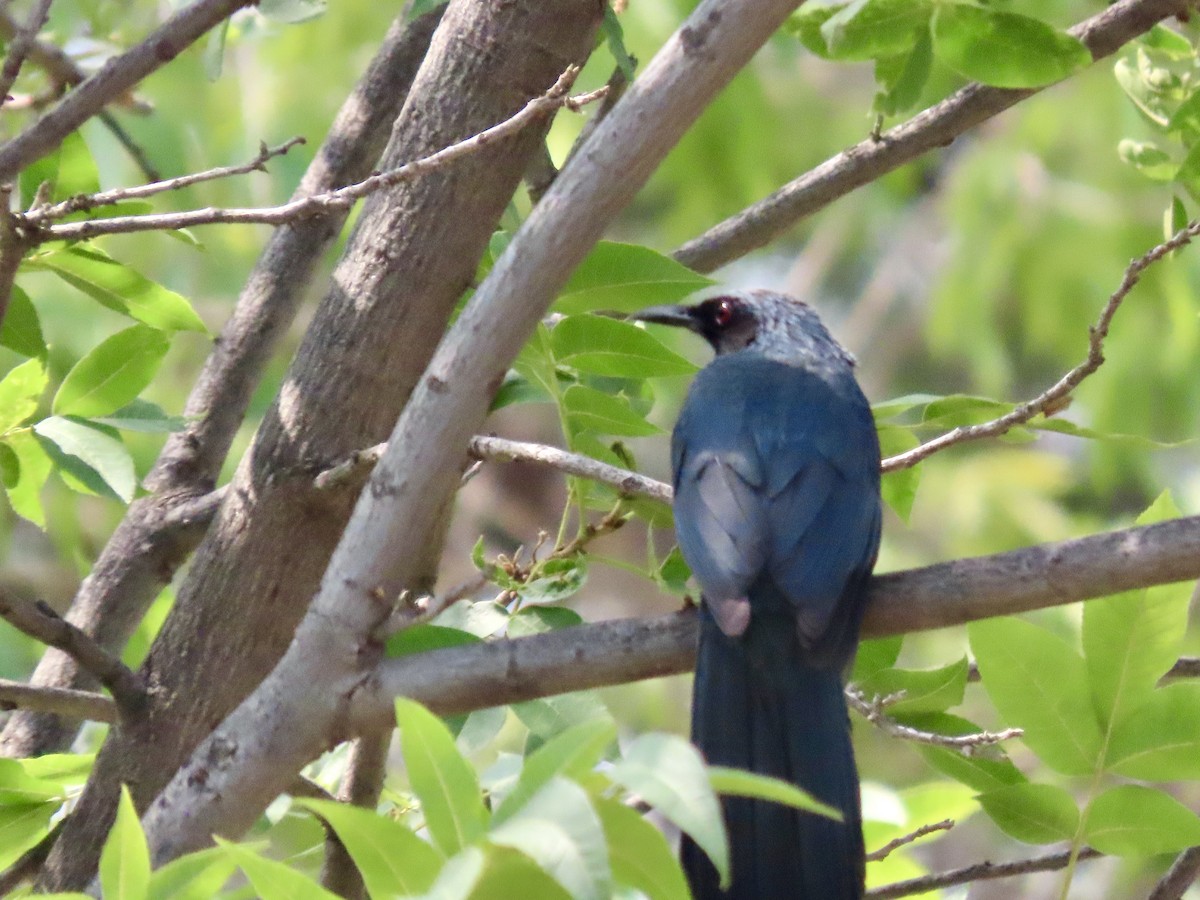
top-left (39, 0), bottom-right (600, 888)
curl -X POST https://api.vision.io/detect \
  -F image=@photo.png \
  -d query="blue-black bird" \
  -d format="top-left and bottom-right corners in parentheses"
top-left (635, 290), bottom-right (881, 899)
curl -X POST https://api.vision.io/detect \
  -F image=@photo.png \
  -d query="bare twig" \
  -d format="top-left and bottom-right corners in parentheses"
top-left (1148, 846), bottom-right (1200, 900)
top-left (867, 847), bottom-right (1103, 899)
top-left (0, 185), bottom-right (26, 327)
top-left (37, 71), bottom-right (608, 242)
top-left (0, 592), bottom-right (145, 717)
top-left (0, 0), bottom-right (256, 183)
top-left (0, 678), bottom-right (115, 722)
top-left (0, 819), bottom-right (64, 896)
top-left (26, 138), bottom-right (306, 222)
top-left (95, 110), bottom-right (161, 182)
top-left (846, 686), bottom-right (1023, 752)
top-left (349, 515), bottom-right (1200, 728)
top-left (882, 219), bottom-right (1200, 473)
top-left (0, 0), bottom-right (54, 111)
top-left (674, 0), bottom-right (1191, 272)
top-left (866, 819), bottom-right (954, 863)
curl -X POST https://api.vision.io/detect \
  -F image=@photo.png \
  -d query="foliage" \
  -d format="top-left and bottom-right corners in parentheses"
top-left (0, 0), bottom-right (1198, 898)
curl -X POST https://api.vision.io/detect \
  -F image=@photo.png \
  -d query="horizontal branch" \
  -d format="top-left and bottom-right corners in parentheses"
top-left (0, 678), bottom-right (116, 723)
top-left (0, 591), bottom-right (145, 717)
top-left (868, 846), bottom-right (1102, 899)
top-left (37, 72), bottom-right (607, 242)
top-left (673, 0), bottom-right (1189, 272)
top-left (349, 515), bottom-right (1200, 728)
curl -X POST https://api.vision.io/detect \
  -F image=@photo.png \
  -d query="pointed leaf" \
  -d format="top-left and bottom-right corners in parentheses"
top-left (551, 315), bottom-right (696, 378)
top-left (147, 846), bottom-right (238, 900)
top-left (2, 430), bottom-right (51, 525)
top-left (609, 733), bottom-right (729, 887)
top-left (708, 766), bottom-right (839, 819)
top-left (488, 776), bottom-right (610, 900)
top-left (294, 798), bottom-right (443, 897)
top-left (1085, 785), bottom-right (1200, 856)
top-left (969, 618), bottom-right (1104, 775)
top-left (0, 357), bottom-right (47, 433)
top-left (855, 657), bottom-right (968, 715)
top-left (563, 385), bottom-right (661, 437)
top-left (820, 0), bottom-right (932, 61)
top-left (902, 713), bottom-right (1027, 793)
top-left (495, 720), bottom-right (617, 824)
top-left (556, 242), bottom-right (712, 315)
top-left (216, 838), bottom-right (339, 899)
top-left (596, 796), bottom-right (689, 900)
top-left (0, 802), bottom-right (55, 871)
top-left (0, 285), bottom-right (46, 358)
top-left (54, 326), bottom-right (171, 418)
top-left (395, 698), bottom-right (489, 856)
top-left (1107, 682), bottom-right (1200, 780)
top-left (99, 785), bottom-right (150, 900)
top-left (34, 416), bottom-right (136, 502)
top-left (39, 246), bottom-right (207, 333)
top-left (977, 783), bottom-right (1078, 845)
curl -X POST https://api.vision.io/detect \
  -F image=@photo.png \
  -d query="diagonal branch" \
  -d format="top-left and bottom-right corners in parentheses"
top-left (0, 592), bottom-right (144, 717)
top-left (1148, 846), bottom-right (1200, 900)
top-left (673, 0), bottom-right (1191, 272)
top-left (866, 847), bottom-right (1103, 899)
top-left (0, 0), bottom-right (54, 111)
top-left (0, 0), bottom-right (256, 183)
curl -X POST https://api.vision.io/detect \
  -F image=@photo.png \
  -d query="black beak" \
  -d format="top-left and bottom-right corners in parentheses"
top-left (628, 303), bottom-right (699, 331)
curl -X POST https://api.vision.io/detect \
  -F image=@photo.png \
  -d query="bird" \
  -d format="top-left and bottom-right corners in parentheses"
top-left (633, 289), bottom-right (881, 899)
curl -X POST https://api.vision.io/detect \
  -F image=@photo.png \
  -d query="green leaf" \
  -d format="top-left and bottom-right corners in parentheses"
top-left (708, 766), bottom-right (840, 819)
top-left (1114, 53), bottom-right (1172, 126)
top-left (563, 385), bottom-right (661, 437)
top-left (432, 600), bottom-right (509, 638)
top-left (1117, 139), bottom-right (1177, 182)
top-left (976, 782), bottom-right (1078, 845)
top-left (932, 5), bottom-right (1091, 89)
top-left (595, 796), bottom-right (689, 900)
top-left (903, 713), bottom-right (1027, 793)
top-left (1, 285), bottom-right (47, 358)
top-left (53, 326), bottom-right (170, 418)
top-left (1175, 138), bottom-right (1200, 199)
top-left (495, 720), bottom-right (617, 824)
top-left (258, 0), bottom-right (327, 24)
top-left (203, 19), bottom-right (230, 81)
top-left (0, 357), bottom-right (47, 433)
top-left (517, 557), bottom-right (588, 606)
top-left (921, 393), bottom-right (1013, 427)
top-left (852, 635), bottom-right (902, 681)
top-left (216, 837), bottom-right (339, 900)
top-left (1084, 785), bottom-right (1200, 856)
top-left (512, 691), bottom-right (611, 747)
top-left (877, 425), bottom-right (920, 522)
top-left (94, 399), bottom-right (186, 434)
top-left (1142, 24), bottom-right (1195, 59)
top-left (820, 0), bottom-right (932, 61)
top-left (856, 657), bottom-right (969, 715)
top-left (395, 697), bottom-right (489, 856)
top-left (417, 846), bottom-right (487, 900)
top-left (2, 430), bottom-right (51, 525)
top-left (488, 776), bottom-right (610, 900)
top-left (601, 5), bottom-right (636, 80)
top-left (490, 371), bottom-right (550, 411)
top-left (0, 758), bottom-right (67, 803)
top-left (20, 752), bottom-right (96, 784)
top-left (294, 798), bottom-right (443, 896)
top-left (1107, 682), bottom-right (1200, 780)
top-left (874, 28), bottom-right (933, 117)
top-left (469, 846), bottom-right (570, 900)
top-left (969, 618), bottom-right (1104, 776)
top-left (0, 802), bottom-right (55, 871)
top-left (34, 416), bottom-right (137, 502)
top-left (872, 392), bottom-right (944, 421)
top-left (386, 624), bottom-right (480, 658)
top-left (556, 242), bottom-right (712, 315)
top-left (147, 846), bottom-right (239, 900)
top-left (99, 785), bottom-right (151, 900)
top-left (609, 733), bottom-right (729, 888)
top-left (1165, 195), bottom-right (1188, 241)
top-left (38, 246), bottom-right (207, 333)
top-left (506, 606), bottom-right (584, 638)
top-left (551, 315), bottom-right (696, 378)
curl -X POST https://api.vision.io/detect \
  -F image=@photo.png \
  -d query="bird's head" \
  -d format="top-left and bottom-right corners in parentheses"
top-left (631, 289), bottom-right (855, 366)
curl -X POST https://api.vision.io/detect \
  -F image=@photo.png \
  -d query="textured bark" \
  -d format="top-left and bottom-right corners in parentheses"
top-left (39, 1), bottom-right (599, 888)
top-left (0, 7), bottom-right (445, 761)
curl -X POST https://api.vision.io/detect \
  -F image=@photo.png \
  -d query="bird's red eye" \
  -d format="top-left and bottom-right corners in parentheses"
top-left (712, 299), bottom-right (734, 327)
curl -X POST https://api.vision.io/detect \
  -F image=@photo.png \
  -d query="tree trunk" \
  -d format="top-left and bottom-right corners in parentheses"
top-left (39, 0), bottom-right (600, 888)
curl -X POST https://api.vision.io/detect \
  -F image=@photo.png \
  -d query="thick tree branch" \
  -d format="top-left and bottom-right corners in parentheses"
top-left (36, 77), bottom-right (608, 242)
top-left (135, 0), bottom-right (805, 867)
top-left (0, 679), bottom-right (115, 723)
top-left (0, 592), bottom-right (144, 716)
top-left (673, 0), bottom-right (1191, 272)
top-left (319, 730), bottom-right (390, 899)
top-left (867, 847), bottom-right (1102, 899)
top-left (0, 0), bottom-right (256, 182)
top-left (344, 515), bottom-right (1200, 727)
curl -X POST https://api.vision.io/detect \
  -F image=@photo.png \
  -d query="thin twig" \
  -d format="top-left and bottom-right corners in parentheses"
top-left (866, 819), bottom-right (954, 863)
top-left (882, 219), bottom-right (1200, 473)
top-left (846, 686), bottom-right (1023, 752)
top-left (1148, 846), bottom-right (1200, 900)
top-left (867, 847), bottom-right (1103, 899)
top-left (0, 591), bottom-right (145, 717)
top-left (36, 71), bottom-right (608, 242)
top-left (0, 678), bottom-right (116, 722)
top-left (0, 0), bottom-right (54, 110)
top-left (95, 110), bottom-right (161, 182)
top-left (27, 138), bottom-right (305, 221)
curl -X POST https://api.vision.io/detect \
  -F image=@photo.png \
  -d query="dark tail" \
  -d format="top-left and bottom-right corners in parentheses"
top-left (683, 608), bottom-right (864, 899)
